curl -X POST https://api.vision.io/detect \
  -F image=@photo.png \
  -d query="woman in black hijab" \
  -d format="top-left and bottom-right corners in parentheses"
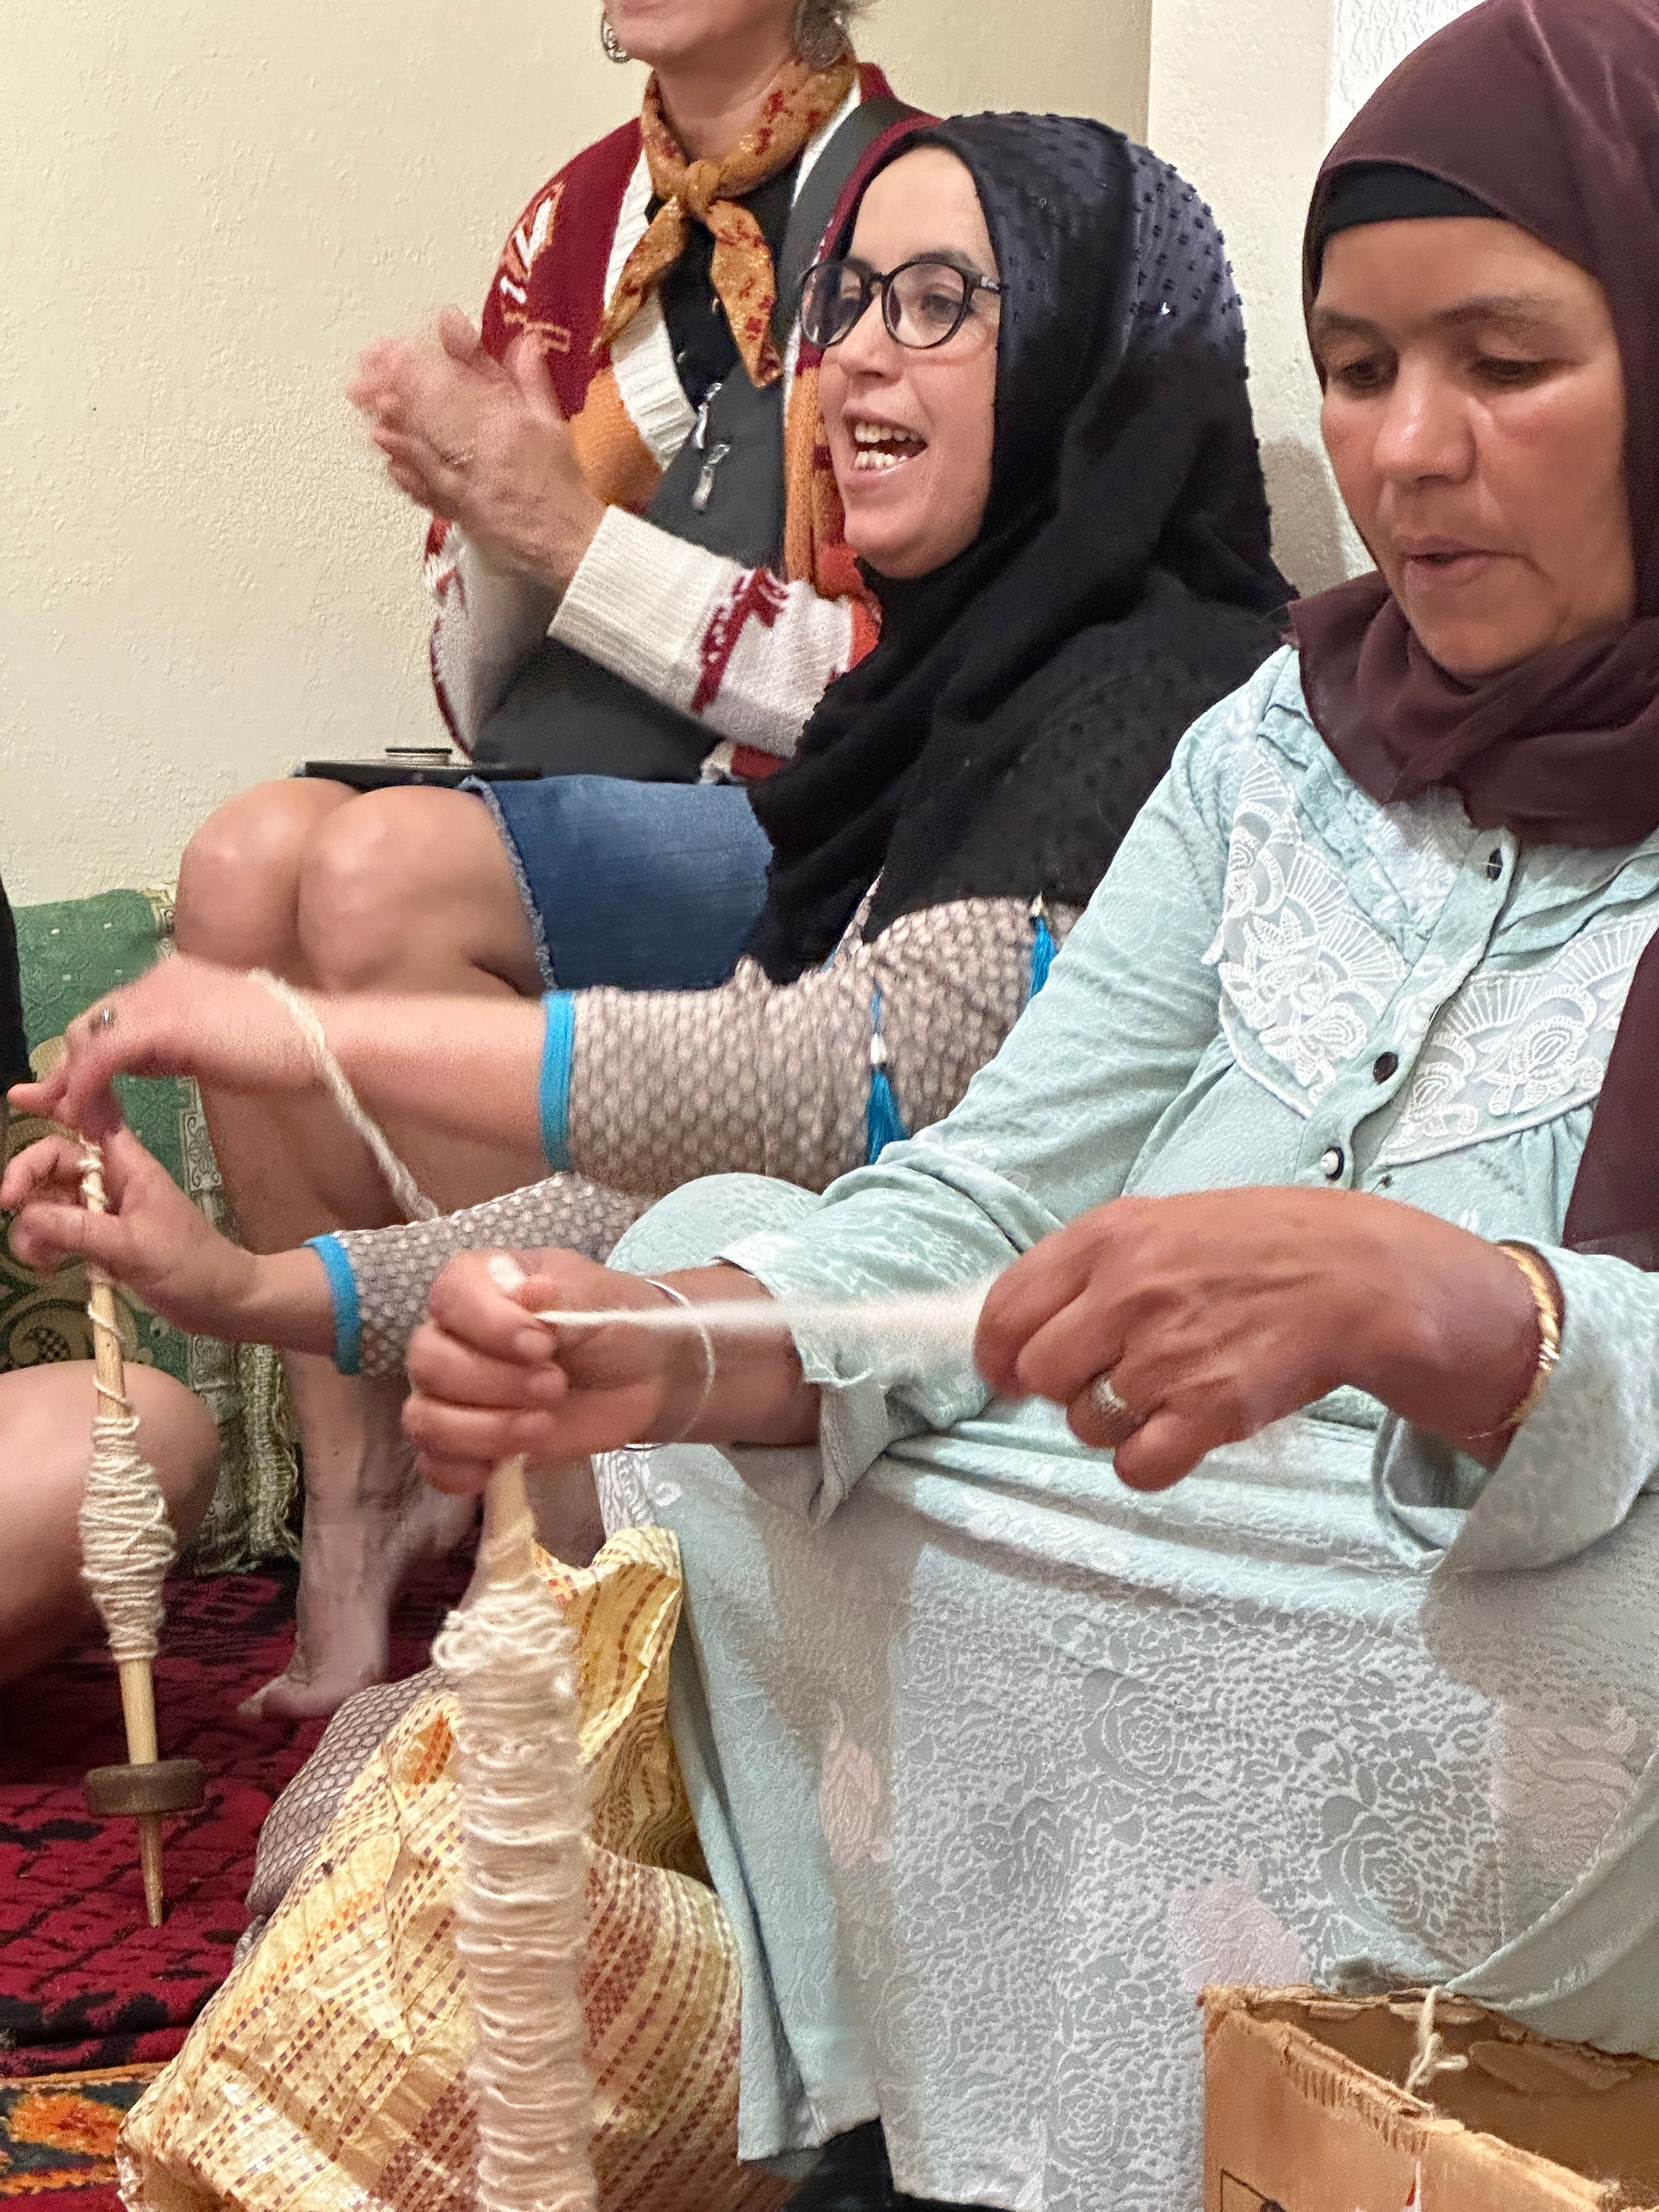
top-left (748, 109), bottom-right (1290, 978)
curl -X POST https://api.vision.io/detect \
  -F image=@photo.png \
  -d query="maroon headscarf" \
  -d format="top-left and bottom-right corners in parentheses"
top-left (1289, 0), bottom-right (1659, 1266)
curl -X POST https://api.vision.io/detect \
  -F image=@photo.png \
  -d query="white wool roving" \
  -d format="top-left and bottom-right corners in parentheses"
top-left (537, 1283), bottom-right (991, 1385)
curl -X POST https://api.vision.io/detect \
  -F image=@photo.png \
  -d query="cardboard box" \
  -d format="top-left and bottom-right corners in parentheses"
top-left (1204, 1985), bottom-right (1659, 2212)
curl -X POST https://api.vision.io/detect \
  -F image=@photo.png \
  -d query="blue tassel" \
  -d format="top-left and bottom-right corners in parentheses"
top-left (865, 991), bottom-right (909, 1162)
top-left (1029, 896), bottom-right (1057, 998)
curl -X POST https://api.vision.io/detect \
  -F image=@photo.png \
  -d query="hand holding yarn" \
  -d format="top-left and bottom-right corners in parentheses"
top-left (973, 1186), bottom-right (1548, 1489)
top-left (404, 1250), bottom-right (735, 1492)
top-left (9, 957), bottom-right (321, 1140)
top-left (4, 1124), bottom-right (261, 1339)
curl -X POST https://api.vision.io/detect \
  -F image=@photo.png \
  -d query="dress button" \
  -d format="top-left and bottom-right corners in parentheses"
top-left (1319, 1146), bottom-right (1345, 1180)
top-left (1373, 1050), bottom-right (1398, 1082)
top-left (1486, 847), bottom-right (1503, 880)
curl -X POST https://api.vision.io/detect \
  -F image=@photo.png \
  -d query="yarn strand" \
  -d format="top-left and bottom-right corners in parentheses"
top-left (533, 1285), bottom-right (992, 1384)
top-left (248, 970), bottom-right (439, 1223)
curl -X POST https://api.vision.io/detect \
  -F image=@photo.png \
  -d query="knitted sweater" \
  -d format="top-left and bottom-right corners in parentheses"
top-left (427, 70), bottom-right (895, 777)
top-left (319, 892), bottom-right (1076, 1376)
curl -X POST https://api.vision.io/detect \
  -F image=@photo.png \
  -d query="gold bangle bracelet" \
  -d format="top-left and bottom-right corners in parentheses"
top-left (1466, 1240), bottom-right (1562, 1441)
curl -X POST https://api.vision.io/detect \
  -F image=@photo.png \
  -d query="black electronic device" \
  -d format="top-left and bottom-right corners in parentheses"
top-left (298, 751), bottom-right (540, 791)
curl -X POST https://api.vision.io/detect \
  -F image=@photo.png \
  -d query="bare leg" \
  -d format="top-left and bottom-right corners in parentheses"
top-left (173, 782), bottom-right (556, 1720)
top-left (295, 783), bottom-right (549, 1205)
top-left (0, 1363), bottom-right (219, 1687)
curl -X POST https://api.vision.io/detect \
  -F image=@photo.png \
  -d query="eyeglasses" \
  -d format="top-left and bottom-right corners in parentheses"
top-left (799, 255), bottom-right (1003, 352)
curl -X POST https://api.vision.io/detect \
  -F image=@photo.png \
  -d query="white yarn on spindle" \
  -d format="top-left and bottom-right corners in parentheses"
top-left (432, 1464), bottom-right (597, 2212)
top-left (238, 989), bottom-right (600, 2209)
top-left (77, 1145), bottom-right (176, 1663)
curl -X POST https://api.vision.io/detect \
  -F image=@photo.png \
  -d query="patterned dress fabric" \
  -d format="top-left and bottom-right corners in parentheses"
top-left (117, 1533), bottom-right (785, 2212)
top-left (330, 896), bottom-right (1073, 1376)
top-left (588, 647), bottom-right (1659, 2210)
top-left (235, 1671), bottom-right (438, 1962)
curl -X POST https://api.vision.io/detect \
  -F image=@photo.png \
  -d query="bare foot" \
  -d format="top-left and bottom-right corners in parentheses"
top-left (240, 1478), bottom-right (477, 1721)
top-left (239, 1362), bottom-right (479, 1723)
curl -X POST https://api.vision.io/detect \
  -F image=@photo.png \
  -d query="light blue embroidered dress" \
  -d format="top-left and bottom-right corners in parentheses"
top-left (599, 647), bottom-right (1659, 2212)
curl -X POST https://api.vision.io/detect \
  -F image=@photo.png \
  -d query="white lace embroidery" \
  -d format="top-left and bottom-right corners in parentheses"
top-left (1209, 749), bottom-right (1407, 1110)
top-left (1339, 780), bottom-right (1468, 941)
top-left (1376, 911), bottom-right (1659, 1166)
top-left (1210, 744), bottom-right (1656, 1154)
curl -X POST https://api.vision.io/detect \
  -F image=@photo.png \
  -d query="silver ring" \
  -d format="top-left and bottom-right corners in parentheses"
top-left (89, 1006), bottom-right (117, 1033)
top-left (1089, 1373), bottom-right (1134, 1421)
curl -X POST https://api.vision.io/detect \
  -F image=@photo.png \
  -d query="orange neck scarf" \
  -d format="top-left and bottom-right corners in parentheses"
top-left (597, 53), bottom-right (857, 388)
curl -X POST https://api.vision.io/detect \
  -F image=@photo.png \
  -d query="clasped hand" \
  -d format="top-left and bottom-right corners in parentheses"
top-left (347, 309), bottom-right (605, 592)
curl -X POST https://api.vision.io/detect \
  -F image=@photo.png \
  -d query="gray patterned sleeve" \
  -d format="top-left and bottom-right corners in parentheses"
top-left (568, 896), bottom-right (1077, 1199)
top-left (330, 1176), bottom-right (646, 1378)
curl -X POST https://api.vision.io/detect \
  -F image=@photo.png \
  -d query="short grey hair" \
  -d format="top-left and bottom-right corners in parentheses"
top-left (793, 0), bottom-right (867, 70)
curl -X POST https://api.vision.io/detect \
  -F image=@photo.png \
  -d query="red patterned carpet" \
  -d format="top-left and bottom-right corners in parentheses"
top-left (0, 1555), bottom-right (471, 2079)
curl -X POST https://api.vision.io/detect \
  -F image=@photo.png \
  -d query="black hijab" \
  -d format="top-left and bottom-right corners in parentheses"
top-left (743, 112), bottom-right (1290, 982)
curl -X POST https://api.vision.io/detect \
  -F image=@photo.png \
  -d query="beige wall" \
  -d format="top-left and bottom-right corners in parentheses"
top-left (5, 0), bottom-right (1474, 906)
top-left (1148, 0), bottom-right (1479, 595)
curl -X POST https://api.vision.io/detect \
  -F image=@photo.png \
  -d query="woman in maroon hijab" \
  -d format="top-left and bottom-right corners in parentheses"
top-left (14, 2), bottom-right (1659, 2205)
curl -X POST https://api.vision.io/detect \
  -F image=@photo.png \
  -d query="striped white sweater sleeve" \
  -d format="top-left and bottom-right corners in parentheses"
top-left (550, 507), bottom-right (858, 759)
top-left (429, 510), bottom-right (857, 761)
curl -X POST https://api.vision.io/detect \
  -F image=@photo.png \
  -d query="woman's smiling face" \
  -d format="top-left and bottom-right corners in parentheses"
top-left (819, 146), bottom-right (1001, 581)
top-left (1313, 215), bottom-right (1635, 679)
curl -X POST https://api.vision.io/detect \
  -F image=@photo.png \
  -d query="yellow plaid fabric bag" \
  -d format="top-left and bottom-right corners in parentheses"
top-left (119, 1527), bottom-right (784, 2212)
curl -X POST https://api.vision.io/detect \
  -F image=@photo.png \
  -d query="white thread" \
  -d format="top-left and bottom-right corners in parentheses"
top-left (76, 1146), bottom-right (177, 1663)
top-left (247, 970), bottom-right (440, 1223)
top-left (432, 1464), bottom-right (597, 2212)
top-left (1402, 1986), bottom-right (1469, 2100)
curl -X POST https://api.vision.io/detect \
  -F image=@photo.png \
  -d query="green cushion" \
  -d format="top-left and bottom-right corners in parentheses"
top-left (2, 887), bottom-right (297, 1571)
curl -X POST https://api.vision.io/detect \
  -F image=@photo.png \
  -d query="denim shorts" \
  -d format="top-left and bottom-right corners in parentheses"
top-left (469, 774), bottom-right (772, 992)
